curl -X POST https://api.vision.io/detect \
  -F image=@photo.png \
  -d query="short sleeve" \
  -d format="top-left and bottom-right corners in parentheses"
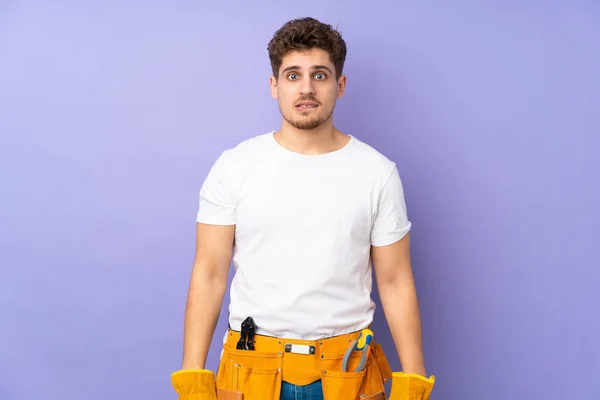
top-left (370, 164), bottom-right (411, 246)
top-left (196, 151), bottom-right (237, 225)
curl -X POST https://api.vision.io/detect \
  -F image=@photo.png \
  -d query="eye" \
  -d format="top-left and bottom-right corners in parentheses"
top-left (287, 73), bottom-right (299, 80)
top-left (314, 72), bottom-right (327, 80)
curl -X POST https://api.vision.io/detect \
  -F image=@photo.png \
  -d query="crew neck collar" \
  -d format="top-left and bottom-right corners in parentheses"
top-left (268, 131), bottom-right (354, 158)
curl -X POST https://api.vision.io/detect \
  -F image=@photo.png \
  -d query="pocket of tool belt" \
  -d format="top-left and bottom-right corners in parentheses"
top-left (319, 347), bottom-right (386, 400)
top-left (215, 347), bottom-right (281, 400)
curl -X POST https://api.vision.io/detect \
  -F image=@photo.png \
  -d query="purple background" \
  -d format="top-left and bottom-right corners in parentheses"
top-left (1, 1), bottom-right (599, 399)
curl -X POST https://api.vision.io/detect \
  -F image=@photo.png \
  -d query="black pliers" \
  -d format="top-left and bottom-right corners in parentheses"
top-left (236, 316), bottom-right (256, 350)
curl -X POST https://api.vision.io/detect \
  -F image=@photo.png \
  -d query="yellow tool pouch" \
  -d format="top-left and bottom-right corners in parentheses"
top-left (215, 328), bottom-right (393, 400)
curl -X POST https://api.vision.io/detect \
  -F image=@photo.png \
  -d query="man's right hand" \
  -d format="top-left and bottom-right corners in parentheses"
top-left (171, 369), bottom-right (218, 400)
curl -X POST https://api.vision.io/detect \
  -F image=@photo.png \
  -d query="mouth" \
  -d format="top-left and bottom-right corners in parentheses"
top-left (295, 101), bottom-right (319, 111)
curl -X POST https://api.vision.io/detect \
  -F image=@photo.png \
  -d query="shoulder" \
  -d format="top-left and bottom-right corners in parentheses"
top-left (212, 132), bottom-right (273, 171)
top-left (347, 135), bottom-right (398, 180)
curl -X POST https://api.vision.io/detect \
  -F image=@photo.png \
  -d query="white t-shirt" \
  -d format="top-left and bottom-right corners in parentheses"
top-left (196, 131), bottom-right (411, 340)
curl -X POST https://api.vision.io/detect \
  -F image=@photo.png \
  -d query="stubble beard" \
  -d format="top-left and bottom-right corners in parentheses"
top-left (280, 105), bottom-right (335, 130)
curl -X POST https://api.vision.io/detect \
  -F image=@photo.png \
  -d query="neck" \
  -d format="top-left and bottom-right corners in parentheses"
top-left (275, 120), bottom-right (349, 155)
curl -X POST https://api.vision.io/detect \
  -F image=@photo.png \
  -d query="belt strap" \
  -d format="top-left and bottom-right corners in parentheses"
top-left (222, 328), bottom-right (377, 386)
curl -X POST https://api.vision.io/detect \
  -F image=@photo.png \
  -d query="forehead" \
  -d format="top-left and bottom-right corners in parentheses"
top-left (279, 48), bottom-right (334, 71)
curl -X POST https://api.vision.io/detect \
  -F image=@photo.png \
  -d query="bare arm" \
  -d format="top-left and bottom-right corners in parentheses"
top-left (371, 233), bottom-right (427, 376)
top-left (181, 222), bottom-right (235, 370)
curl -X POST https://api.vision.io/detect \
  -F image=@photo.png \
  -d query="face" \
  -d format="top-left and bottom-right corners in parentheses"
top-left (270, 48), bottom-right (346, 130)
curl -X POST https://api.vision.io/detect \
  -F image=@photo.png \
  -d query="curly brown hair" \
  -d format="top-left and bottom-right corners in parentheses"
top-left (267, 17), bottom-right (347, 80)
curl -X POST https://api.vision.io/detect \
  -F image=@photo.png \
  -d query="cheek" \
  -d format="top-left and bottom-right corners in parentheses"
top-left (276, 87), bottom-right (292, 101)
top-left (324, 87), bottom-right (339, 103)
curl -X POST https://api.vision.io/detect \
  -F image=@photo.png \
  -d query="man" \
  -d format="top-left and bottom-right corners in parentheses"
top-left (171, 17), bottom-right (435, 400)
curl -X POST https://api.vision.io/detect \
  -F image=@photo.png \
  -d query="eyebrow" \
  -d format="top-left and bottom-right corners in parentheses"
top-left (281, 65), bottom-right (334, 75)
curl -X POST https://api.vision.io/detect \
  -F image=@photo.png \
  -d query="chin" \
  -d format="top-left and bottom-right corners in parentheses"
top-left (290, 119), bottom-right (324, 130)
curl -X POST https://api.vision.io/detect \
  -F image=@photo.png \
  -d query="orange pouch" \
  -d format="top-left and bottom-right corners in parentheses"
top-left (215, 328), bottom-right (392, 400)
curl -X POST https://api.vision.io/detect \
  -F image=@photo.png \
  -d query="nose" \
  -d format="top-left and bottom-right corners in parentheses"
top-left (299, 76), bottom-right (315, 96)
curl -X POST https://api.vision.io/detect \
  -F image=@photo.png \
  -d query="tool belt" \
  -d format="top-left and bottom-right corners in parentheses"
top-left (215, 327), bottom-right (393, 400)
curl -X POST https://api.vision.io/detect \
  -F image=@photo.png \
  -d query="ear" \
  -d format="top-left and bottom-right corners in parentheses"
top-left (337, 74), bottom-right (347, 98)
top-left (269, 75), bottom-right (278, 99)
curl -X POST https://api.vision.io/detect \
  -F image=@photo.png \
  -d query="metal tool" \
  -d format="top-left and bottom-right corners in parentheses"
top-left (236, 316), bottom-right (256, 350)
top-left (245, 317), bottom-right (256, 350)
top-left (342, 329), bottom-right (373, 372)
